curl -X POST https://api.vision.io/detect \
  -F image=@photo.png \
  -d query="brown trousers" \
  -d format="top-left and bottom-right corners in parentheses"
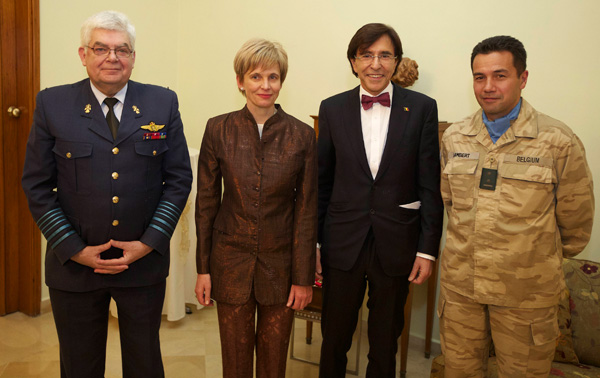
top-left (438, 286), bottom-right (559, 378)
top-left (216, 292), bottom-right (294, 378)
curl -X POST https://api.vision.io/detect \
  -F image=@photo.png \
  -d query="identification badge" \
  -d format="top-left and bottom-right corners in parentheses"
top-left (479, 168), bottom-right (497, 191)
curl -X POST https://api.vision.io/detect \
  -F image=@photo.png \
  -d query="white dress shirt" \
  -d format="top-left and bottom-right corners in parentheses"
top-left (359, 83), bottom-right (393, 179)
top-left (90, 82), bottom-right (128, 122)
top-left (359, 83), bottom-right (434, 262)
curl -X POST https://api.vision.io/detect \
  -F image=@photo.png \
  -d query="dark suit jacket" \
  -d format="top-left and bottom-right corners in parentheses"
top-left (318, 83), bottom-right (443, 276)
top-left (22, 79), bottom-right (193, 291)
top-left (195, 105), bottom-right (317, 305)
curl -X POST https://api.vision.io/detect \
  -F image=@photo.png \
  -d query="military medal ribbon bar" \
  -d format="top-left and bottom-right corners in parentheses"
top-left (143, 132), bottom-right (167, 140)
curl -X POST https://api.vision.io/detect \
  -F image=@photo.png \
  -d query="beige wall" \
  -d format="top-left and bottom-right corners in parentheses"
top-left (40, 0), bottom-right (600, 343)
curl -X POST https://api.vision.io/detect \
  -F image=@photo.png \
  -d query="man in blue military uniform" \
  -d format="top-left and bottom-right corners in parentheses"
top-left (21, 10), bottom-right (192, 378)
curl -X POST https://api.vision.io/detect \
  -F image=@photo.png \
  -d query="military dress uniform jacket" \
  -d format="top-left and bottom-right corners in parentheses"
top-left (195, 105), bottom-right (317, 306)
top-left (440, 99), bottom-right (594, 308)
top-left (22, 79), bottom-right (193, 292)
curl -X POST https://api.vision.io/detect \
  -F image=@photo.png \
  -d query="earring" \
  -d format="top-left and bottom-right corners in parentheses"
top-left (240, 87), bottom-right (244, 91)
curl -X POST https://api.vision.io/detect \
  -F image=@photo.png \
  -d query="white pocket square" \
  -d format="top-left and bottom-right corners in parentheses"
top-left (399, 201), bottom-right (421, 210)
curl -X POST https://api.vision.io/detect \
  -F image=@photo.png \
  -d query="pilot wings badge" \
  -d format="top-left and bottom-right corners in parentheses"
top-left (140, 122), bottom-right (165, 132)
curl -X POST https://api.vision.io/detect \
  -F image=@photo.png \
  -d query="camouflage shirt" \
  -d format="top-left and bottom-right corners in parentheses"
top-left (440, 99), bottom-right (594, 308)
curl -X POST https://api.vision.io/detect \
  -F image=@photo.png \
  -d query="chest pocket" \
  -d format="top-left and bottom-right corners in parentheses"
top-left (499, 162), bottom-right (555, 216)
top-left (134, 140), bottom-right (169, 190)
top-left (134, 140), bottom-right (169, 157)
top-left (443, 158), bottom-right (479, 210)
top-left (500, 163), bottom-right (553, 184)
top-left (52, 141), bottom-right (93, 194)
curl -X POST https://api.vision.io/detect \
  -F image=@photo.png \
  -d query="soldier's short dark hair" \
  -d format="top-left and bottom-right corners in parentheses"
top-left (347, 23), bottom-right (403, 77)
top-left (471, 35), bottom-right (527, 76)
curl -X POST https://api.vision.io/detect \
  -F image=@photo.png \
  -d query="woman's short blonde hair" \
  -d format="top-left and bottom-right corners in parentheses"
top-left (234, 39), bottom-right (288, 92)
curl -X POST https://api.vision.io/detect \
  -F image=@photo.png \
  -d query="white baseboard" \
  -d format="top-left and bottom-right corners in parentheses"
top-left (40, 298), bottom-right (52, 314)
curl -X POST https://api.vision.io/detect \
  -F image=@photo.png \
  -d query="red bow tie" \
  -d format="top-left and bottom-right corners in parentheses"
top-left (361, 92), bottom-right (390, 110)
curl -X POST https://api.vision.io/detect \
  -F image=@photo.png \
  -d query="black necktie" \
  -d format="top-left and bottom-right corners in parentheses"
top-left (104, 98), bottom-right (119, 140)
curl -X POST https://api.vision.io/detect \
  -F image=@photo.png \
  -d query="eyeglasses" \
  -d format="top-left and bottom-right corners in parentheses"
top-left (354, 54), bottom-right (397, 64)
top-left (86, 46), bottom-right (134, 58)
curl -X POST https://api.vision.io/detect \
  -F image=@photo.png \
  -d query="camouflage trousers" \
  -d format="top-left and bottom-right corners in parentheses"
top-left (438, 285), bottom-right (559, 378)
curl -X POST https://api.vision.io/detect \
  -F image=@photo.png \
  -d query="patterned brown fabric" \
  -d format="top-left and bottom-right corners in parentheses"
top-left (216, 295), bottom-right (294, 378)
top-left (553, 287), bottom-right (579, 363)
top-left (563, 258), bottom-right (600, 367)
top-left (195, 105), bottom-right (317, 305)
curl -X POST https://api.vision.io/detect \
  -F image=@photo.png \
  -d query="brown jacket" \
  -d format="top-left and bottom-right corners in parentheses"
top-left (195, 105), bottom-right (317, 305)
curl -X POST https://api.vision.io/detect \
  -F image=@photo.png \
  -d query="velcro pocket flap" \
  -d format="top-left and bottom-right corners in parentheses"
top-left (501, 163), bottom-right (554, 184)
top-left (443, 158), bottom-right (478, 175)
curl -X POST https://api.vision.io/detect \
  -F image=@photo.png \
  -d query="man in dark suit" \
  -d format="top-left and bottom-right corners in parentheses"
top-left (21, 11), bottom-right (192, 378)
top-left (317, 23), bottom-right (443, 377)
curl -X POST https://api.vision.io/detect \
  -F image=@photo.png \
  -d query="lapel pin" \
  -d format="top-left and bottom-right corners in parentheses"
top-left (141, 122), bottom-right (165, 132)
top-left (84, 104), bottom-right (91, 113)
top-left (132, 105), bottom-right (140, 114)
top-left (403, 107), bottom-right (409, 112)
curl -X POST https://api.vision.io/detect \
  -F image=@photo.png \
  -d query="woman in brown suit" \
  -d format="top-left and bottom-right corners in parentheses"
top-left (194, 39), bottom-right (317, 378)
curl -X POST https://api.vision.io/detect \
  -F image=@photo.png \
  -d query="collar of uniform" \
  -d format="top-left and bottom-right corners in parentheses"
top-left (89, 81), bottom-right (128, 107)
top-left (460, 111), bottom-right (486, 136)
top-left (461, 98), bottom-right (538, 139)
top-left (506, 98), bottom-right (538, 139)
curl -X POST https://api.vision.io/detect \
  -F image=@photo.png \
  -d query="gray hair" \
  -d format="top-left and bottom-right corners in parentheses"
top-left (80, 11), bottom-right (136, 50)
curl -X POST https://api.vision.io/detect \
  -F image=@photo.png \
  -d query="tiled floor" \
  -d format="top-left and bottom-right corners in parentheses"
top-left (0, 305), bottom-right (438, 377)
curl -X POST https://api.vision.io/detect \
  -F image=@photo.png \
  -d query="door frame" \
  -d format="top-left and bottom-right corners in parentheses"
top-left (1, 0), bottom-right (41, 316)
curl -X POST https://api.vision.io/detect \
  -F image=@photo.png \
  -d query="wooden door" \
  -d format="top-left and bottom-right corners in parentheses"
top-left (0, 0), bottom-right (41, 316)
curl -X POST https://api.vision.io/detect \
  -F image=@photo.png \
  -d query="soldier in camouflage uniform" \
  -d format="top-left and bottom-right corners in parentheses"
top-left (438, 35), bottom-right (594, 377)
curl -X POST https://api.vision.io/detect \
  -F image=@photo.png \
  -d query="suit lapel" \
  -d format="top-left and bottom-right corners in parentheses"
top-left (344, 86), bottom-right (373, 178)
top-left (116, 81), bottom-right (144, 145)
top-left (80, 80), bottom-right (114, 142)
top-left (375, 83), bottom-right (410, 181)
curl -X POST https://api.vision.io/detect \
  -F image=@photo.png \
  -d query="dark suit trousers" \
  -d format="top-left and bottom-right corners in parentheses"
top-left (319, 229), bottom-right (410, 378)
top-left (49, 280), bottom-right (166, 378)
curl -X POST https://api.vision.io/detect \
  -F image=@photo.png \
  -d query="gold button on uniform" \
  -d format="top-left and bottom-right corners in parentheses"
top-left (112, 147), bottom-right (119, 155)
top-left (112, 196), bottom-right (119, 203)
top-left (112, 172), bottom-right (119, 180)
top-left (112, 220), bottom-right (119, 226)
top-left (66, 152), bottom-right (72, 158)
top-left (152, 150), bottom-right (157, 156)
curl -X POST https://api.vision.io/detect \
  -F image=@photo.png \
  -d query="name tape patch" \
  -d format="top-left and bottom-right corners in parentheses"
top-left (504, 154), bottom-right (552, 167)
top-left (449, 151), bottom-right (480, 160)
